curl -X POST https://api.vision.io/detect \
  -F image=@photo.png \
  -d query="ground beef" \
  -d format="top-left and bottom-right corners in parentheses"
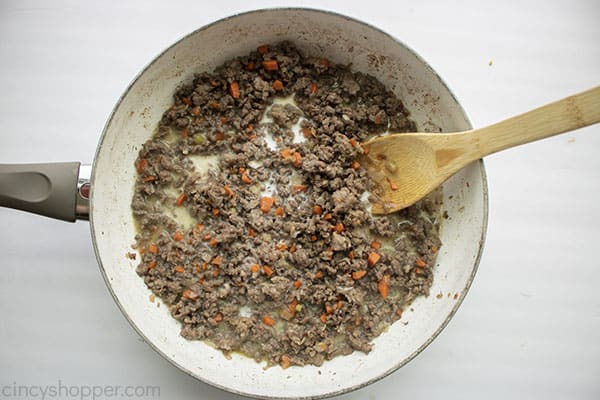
top-left (132, 42), bottom-right (442, 369)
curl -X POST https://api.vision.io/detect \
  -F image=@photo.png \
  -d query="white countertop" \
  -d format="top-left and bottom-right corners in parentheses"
top-left (1, 1), bottom-right (599, 399)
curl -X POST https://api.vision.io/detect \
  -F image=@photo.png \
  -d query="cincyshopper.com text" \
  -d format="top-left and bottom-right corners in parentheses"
top-left (2, 380), bottom-right (160, 400)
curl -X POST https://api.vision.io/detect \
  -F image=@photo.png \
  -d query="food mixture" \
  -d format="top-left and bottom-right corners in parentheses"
top-left (131, 42), bottom-right (442, 368)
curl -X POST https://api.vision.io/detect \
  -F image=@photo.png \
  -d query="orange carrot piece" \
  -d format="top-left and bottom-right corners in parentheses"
top-left (352, 270), bottom-right (367, 280)
top-left (245, 61), bottom-right (255, 71)
top-left (209, 238), bottom-right (219, 247)
top-left (229, 81), bottom-right (240, 99)
top-left (223, 185), bottom-right (234, 197)
top-left (147, 260), bottom-right (157, 270)
top-left (262, 60), bottom-right (279, 71)
top-left (378, 274), bottom-right (391, 299)
top-left (260, 197), bottom-right (275, 213)
top-left (371, 240), bottom-right (382, 249)
top-left (212, 208), bottom-right (220, 216)
top-left (211, 255), bottom-right (222, 266)
top-left (387, 177), bottom-right (399, 191)
top-left (314, 271), bottom-right (323, 279)
top-left (334, 222), bottom-right (345, 233)
top-left (263, 265), bottom-right (273, 277)
top-left (181, 127), bottom-right (189, 138)
top-left (293, 152), bottom-right (302, 167)
top-left (214, 312), bottom-right (223, 322)
top-left (250, 264), bottom-right (260, 273)
top-left (182, 97), bottom-right (191, 105)
top-left (325, 304), bottom-right (334, 314)
top-left (416, 258), bottom-right (427, 267)
top-left (262, 315), bottom-right (275, 326)
top-left (241, 172), bottom-right (252, 184)
top-left (280, 147), bottom-right (293, 159)
top-left (192, 106), bottom-right (200, 116)
top-left (182, 289), bottom-right (199, 300)
top-left (349, 138), bottom-right (357, 147)
top-left (319, 58), bottom-right (329, 67)
top-left (148, 244), bottom-right (158, 254)
top-left (143, 176), bottom-right (156, 182)
top-left (289, 244), bottom-right (297, 253)
top-left (257, 44), bottom-right (269, 54)
top-left (292, 184), bottom-right (307, 192)
top-left (275, 243), bottom-right (288, 251)
top-left (248, 227), bottom-right (257, 237)
top-left (310, 82), bottom-right (318, 94)
top-left (313, 205), bottom-right (323, 215)
top-left (136, 158), bottom-right (148, 174)
top-left (272, 80), bottom-right (284, 91)
top-left (173, 231), bottom-right (184, 241)
top-left (293, 280), bottom-right (302, 289)
top-left (174, 265), bottom-right (185, 273)
top-left (176, 193), bottom-right (187, 206)
top-left (319, 313), bottom-right (327, 323)
top-left (275, 206), bottom-right (284, 216)
top-left (215, 131), bottom-right (225, 141)
top-left (351, 161), bottom-right (361, 170)
top-left (280, 355), bottom-right (291, 369)
top-left (323, 213), bottom-right (333, 220)
top-left (348, 250), bottom-right (355, 260)
top-left (367, 252), bottom-right (381, 267)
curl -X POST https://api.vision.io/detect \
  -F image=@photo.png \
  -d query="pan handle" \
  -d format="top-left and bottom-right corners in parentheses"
top-left (0, 162), bottom-right (90, 222)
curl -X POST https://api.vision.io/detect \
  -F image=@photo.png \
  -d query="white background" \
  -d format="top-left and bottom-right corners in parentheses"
top-left (1, 1), bottom-right (599, 399)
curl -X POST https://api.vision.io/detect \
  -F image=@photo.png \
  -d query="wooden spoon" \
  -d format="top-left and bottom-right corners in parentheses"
top-left (364, 85), bottom-right (600, 214)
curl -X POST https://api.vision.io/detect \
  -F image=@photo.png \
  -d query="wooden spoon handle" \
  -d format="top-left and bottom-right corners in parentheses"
top-left (473, 85), bottom-right (600, 158)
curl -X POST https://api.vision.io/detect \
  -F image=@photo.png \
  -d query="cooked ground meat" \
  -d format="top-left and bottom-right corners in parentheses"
top-left (132, 42), bottom-right (442, 369)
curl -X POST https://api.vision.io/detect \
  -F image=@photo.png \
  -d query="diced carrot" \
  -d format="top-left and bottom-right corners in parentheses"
top-left (248, 227), bottom-right (257, 237)
top-left (182, 289), bottom-right (199, 300)
top-left (215, 131), bottom-right (225, 141)
top-left (272, 80), bottom-right (284, 91)
top-left (174, 265), bottom-right (185, 273)
top-left (257, 44), bottom-right (269, 54)
top-left (280, 355), bottom-right (291, 369)
top-left (211, 255), bottom-right (222, 265)
top-left (148, 244), bottom-right (158, 254)
top-left (288, 299), bottom-right (298, 316)
top-left (293, 280), bottom-right (302, 289)
top-left (396, 308), bottom-right (403, 317)
top-left (203, 233), bottom-right (212, 241)
top-left (213, 268), bottom-right (220, 277)
top-left (176, 193), bottom-right (186, 206)
top-left (314, 271), bottom-right (323, 278)
top-left (201, 262), bottom-right (208, 271)
top-left (386, 177), bottom-right (399, 191)
top-left (319, 313), bottom-right (327, 323)
top-left (310, 235), bottom-right (318, 242)
top-left (210, 80), bottom-right (220, 87)
top-left (212, 208), bottom-right (220, 216)
top-left (367, 252), bottom-right (381, 267)
top-left (241, 172), bottom-right (252, 184)
top-left (323, 213), bottom-right (333, 220)
top-left (181, 127), bottom-right (189, 138)
top-left (229, 81), bottom-right (240, 99)
top-left (262, 60), bottom-right (279, 71)
top-left (325, 304), bottom-right (334, 314)
top-left (302, 127), bottom-right (313, 138)
top-left (349, 138), bottom-right (357, 147)
top-left (191, 106), bottom-right (200, 116)
top-left (209, 100), bottom-right (220, 109)
top-left (431, 246), bottom-right (439, 253)
top-left (260, 197), bottom-right (275, 213)
top-left (336, 299), bottom-right (343, 309)
top-left (293, 152), bottom-right (302, 167)
top-left (371, 240), bottom-right (382, 249)
top-left (250, 264), bottom-right (260, 273)
top-left (147, 260), bottom-right (157, 270)
top-left (275, 206), bottom-right (284, 216)
top-left (248, 133), bottom-right (257, 140)
top-left (319, 58), bottom-right (329, 67)
top-left (351, 161), bottom-right (361, 170)
top-left (173, 231), bottom-right (184, 241)
top-left (415, 258), bottom-right (427, 267)
top-left (289, 244), bottom-right (297, 253)
top-left (348, 250), bottom-right (355, 260)
top-left (223, 185), bottom-right (234, 197)
top-left (280, 147), bottom-right (293, 159)
top-left (214, 312), bottom-right (223, 322)
top-left (313, 205), bottom-right (323, 215)
top-left (182, 97), bottom-right (191, 105)
top-left (209, 238), bottom-right (219, 247)
top-left (275, 243), bottom-right (288, 251)
top-left (245, 61), bottom-right (255, 71)
top-left (136, 158), bottom-right (148, 174)
top-left (219, 116), bottom-right (228, 124)
top-left (310, 82), bottom-right (318, 94)
top-left (362, 146), bottom-right (370, 155)
top-left (262, 315), bottom-right (275, 326)
top-left (352, 270), bottom-right (367, 280)
top-left (196, 223), bottom-right (204, 231)
top-left (263, 265), bottom-right (273, 277)
top-left (144, 176), bottom-right (156, 182)
top-left (334, 222), bottom-right (345, 233)
top-left (292, 184), bottom-right (307, 192)
top-left (378, 274), bottom-right (390, 299)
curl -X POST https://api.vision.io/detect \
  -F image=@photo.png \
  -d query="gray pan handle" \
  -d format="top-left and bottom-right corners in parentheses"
top-left (0, 162), bottom-right (90, 222)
